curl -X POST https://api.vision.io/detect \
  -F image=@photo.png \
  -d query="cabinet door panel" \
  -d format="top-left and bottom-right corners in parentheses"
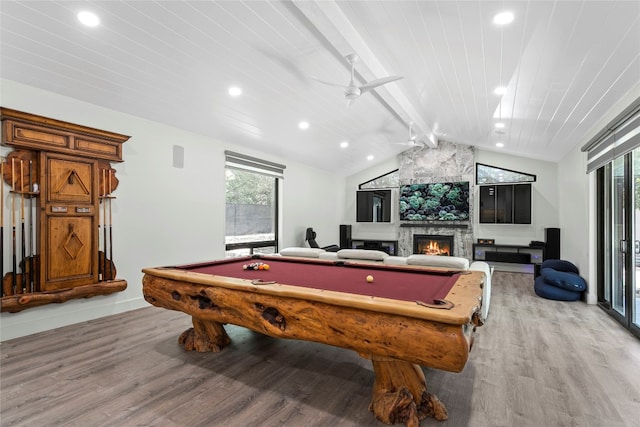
top-left (47, 158), bottom-right (93, 203)
top-left (40, 153), bottom-right (98, 291)
top-left (43, 216), bottom-right (96, 290)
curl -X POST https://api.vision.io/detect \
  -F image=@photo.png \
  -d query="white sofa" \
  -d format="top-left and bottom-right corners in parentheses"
top-left (278, 247), bottom-right (492, 321)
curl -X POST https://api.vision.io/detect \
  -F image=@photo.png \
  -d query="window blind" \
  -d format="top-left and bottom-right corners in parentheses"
top-left (582, 98), bottom-right (640, 173)
top-left (224, 150), bottom-right (286, 179)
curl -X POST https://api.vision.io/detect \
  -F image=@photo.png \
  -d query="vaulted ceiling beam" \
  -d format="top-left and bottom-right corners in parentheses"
top-left (291, 0), bottom-right (438, 147)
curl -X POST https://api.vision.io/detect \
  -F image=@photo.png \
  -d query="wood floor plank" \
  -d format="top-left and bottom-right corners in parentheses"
top-left (1, 271), bottom-right (640, 426)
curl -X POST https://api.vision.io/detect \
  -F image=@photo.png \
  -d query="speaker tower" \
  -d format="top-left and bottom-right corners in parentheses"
top-left (544, 228), bottom-right (561, 260)
top-left (339, 224), bottom-right (352, 249)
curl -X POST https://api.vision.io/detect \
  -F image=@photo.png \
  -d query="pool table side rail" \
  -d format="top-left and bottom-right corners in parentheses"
top-left (141, 266), bottom-right (484, 326)
top-left (142, 273), bottom-right (478, 372)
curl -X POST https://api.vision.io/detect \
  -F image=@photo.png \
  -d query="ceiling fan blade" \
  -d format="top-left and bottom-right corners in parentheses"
top-left (360, 76), bottom-right (403, 93)
top-left (310, 76), bottom-right (346, 88)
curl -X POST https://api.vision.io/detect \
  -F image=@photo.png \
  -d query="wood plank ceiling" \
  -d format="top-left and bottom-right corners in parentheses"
top-left (1, 0), bottom-right (638, 176)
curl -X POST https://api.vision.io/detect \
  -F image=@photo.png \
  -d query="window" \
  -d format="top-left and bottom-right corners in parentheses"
top-left (224, 151), bottom-right (284, 257)
top-left (476, 163), bottom-right (534, 224)
top-left (475, 163), bottom-right (536, 184)
top-left (479, 183), bottom-right (532, 224)
top-left (359, 169), bottom-right (399, 189)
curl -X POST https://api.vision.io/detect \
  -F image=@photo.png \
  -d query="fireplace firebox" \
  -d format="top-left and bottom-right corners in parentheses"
top-left (413, 234), bottom-right (454, 256)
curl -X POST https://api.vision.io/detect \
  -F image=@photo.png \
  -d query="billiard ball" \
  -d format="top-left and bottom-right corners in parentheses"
top-left (366, 275), bottom-right (374, 283)
top-left (244, 262), bottom-right (270, 271)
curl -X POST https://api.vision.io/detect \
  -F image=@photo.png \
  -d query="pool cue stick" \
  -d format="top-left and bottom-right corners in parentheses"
top-left (28, 159), bottom-right (35, 293)
top-left (11, 158), bottom-right (17, 295)
top-left (108, 169), bottom-right (113, 280)
top-left (1, 157), bottom-right (4, 297)
top-left (102, 168), bottom-right (107, 281)
top-left (20, 160), bottom-right (26, 293)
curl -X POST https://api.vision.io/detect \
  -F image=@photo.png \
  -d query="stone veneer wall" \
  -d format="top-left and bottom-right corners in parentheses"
top-left (398, 141), bottom-right (475, 259)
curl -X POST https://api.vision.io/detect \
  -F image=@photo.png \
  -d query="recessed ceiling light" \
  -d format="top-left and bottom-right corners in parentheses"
top-left (494, 86), bottom-right (507, 95)
top-left (77, 11), bottom-right (100, 27)
top-left (340, 141), bottom-right (349, 148)
top-left (367, 155), bottom-right (374, 161)
top-left (494, 122), bottom-right (505, 129)
top-left (496, 142), bottom-right (505, 148)
top-left (493, 11), bottom-right (514, 25)
top-left (228, 87), bottom-right (242, 97)
top-left (298, 121), bottom-right (309, 130)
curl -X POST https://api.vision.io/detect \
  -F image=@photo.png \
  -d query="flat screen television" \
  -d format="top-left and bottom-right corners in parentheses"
top-left (356, 189), bottom-right (392, 222)
top-left (399, 182), bottom-right (470, 221)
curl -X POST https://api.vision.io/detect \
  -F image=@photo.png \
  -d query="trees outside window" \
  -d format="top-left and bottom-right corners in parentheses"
top-left (225, 168), bottom-right (278, 257)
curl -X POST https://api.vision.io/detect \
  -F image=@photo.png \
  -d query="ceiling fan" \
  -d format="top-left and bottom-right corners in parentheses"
top-left (394, 122), bottom-right (426, 147)
top-left (312, 53), bottom-right (403, 106)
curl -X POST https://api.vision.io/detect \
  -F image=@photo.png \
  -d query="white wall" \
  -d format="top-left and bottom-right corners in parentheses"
top-left (281, 161), bottom-right (345, 247)
top-left (0, 80), bottom-right (342, 340)
top-left (556, 145), bottom-right (592, 302)
top-left (343, 156), bottom-right (400, 241)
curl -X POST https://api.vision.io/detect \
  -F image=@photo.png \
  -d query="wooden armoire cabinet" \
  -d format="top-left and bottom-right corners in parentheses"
top-left (1, 108), bottom-right (130, 312)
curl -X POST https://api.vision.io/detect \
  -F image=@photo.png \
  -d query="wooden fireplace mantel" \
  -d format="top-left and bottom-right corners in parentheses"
top-left (400, 222), bottom-right (470, 228)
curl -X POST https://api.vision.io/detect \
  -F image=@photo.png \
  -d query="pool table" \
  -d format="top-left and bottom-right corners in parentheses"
top-left (142, 255), bottom-right (484, 426)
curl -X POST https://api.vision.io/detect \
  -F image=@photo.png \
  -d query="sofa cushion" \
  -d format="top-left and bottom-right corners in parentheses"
top-left (279, 247), bottom-right (325, 258)
top-left (336, 249), bottom-right (388, 261)
top-left (407, 255), bottom-right (469, 270)
top-left (318, 252), bottom-right (339, 261)
top-left (469, 261), bottom-right (492, 321)
top-left (383, 256), bottom-right (409, 266)
top-left (540, 268), bottom-right (587, 292)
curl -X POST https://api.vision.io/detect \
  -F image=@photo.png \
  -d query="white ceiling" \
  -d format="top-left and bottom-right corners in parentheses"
top-left (1, 1), bottom-right (639, 176)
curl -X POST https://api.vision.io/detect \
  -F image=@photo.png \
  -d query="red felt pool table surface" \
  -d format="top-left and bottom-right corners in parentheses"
top-left (178, 255), bottom-right (460, 305)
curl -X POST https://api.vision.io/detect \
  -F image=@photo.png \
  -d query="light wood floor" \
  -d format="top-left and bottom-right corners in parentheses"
top-left (1, 272), bottom-right (640, 427)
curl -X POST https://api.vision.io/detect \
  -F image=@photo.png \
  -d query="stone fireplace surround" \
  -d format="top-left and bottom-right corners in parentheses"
top-left (398, 224), bottom-right (472, 259)
top-left (397, 141), bottom-right (475, 259)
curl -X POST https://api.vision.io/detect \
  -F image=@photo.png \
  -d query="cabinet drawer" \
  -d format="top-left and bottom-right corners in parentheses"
top-left (4, 121), bottom-right (72, 150)
top-left (75, 136), bottom-right (122, 160)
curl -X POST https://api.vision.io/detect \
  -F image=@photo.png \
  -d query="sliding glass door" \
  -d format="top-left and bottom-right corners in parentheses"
top-left (598, 149), bottom-right (640, 337)
top-left (633, 151), bottom-right (640, 330)
top-left (612, 156), bottom-right (626, 317)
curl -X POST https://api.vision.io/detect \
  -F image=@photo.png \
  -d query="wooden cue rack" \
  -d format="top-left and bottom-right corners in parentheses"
top-left (0, 108), bottom-right (130, 313)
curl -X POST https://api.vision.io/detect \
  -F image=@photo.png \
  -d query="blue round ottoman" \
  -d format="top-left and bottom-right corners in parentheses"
top-left (540, 259), bottom-right (580, 274)
top-left (534, 275), bottom-right (581, 301)
top-left (540, 268), bottom-right (587, 292)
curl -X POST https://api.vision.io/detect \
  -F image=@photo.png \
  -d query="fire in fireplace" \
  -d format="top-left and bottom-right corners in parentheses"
top-left (413, 234), bottom-right (454, 256)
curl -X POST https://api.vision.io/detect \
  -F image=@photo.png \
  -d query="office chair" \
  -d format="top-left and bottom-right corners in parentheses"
top-left (305, 227), bottom-right (340, 252)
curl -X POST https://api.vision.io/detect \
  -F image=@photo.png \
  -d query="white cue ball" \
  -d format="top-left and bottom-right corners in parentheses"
top-left (366, 275), bottom-right (374, 283)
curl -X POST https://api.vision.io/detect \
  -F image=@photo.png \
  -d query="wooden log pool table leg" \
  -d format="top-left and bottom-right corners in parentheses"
top-left (178, 317), bottom-right (231, 352)
top-left (369, 357), bottom-right (448, 426)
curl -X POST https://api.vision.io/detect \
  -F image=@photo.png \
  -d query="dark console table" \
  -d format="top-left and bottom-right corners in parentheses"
top-left (472, 243), bottom-right (545, 275)
top-left (351, 239), bottom-right (398, 256)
